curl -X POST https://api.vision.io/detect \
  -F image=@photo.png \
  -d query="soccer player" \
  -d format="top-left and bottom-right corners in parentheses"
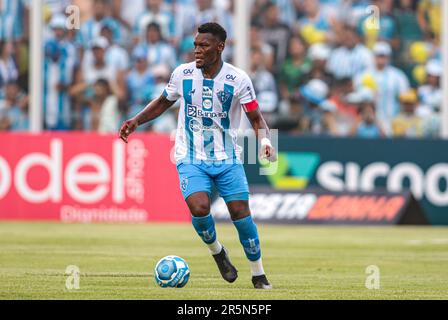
top-left (119, 22), bottom-right (276, 289)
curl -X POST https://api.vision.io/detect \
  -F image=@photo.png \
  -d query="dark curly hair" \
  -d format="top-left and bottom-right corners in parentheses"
top-left (197, 22), bottom-right (227, 42)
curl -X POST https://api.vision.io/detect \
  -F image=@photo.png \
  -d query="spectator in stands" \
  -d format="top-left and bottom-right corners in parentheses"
top-left (43, 15), bottom-right (77, 130)
top-left (259, 2), bottom-right (290, 72)
top-left (327, 23), bottom-right (374, 80)
top-left (49, 14), bottom-right (77, 62)
top-left (391, 89), bottom-right (423, 138)
top-left (297, 0), bottom-right (333, 34)
top-left (194, 0), bottom-right (222, 27)
top-left (126, 46), bottom-right (155, 125)
top-left (278, 36), bottom-right (311, 102)
top-left (71, 36), bottom-right (126, 129)
top-left (358, 0), bottom-right (398, 50)
top-left (417, 59), bottom-right (442, 117)
top-left (0, 81), bottom-right (28, 131)
top-left (417, 0), bottom-right (441, 43)
top-left (250, 23), bottom-right (274, 72)
top-left (178, 35), bottom-right (195, 64)
top-left (417, 59), bottom-right (442, 138)
top-left (86, 78), bottom-right (120, 132)
top-left (350, 92), bottom-right (385, 138)
top-left (100, 23), bottom-right (130, 72)
top-left (0, 0), bottom-right (27, 43)
top-left (306, 42), bottom-right (333, 84)
top-left (0, 40), bottom-right (18, 92)
top-left (250, 47), bottom-right (278, 125)
top-left (135, 22), bottom-right (177, 72)
top-left (278, 93), bottom-right (311, 134)
top-left (112, 0), bottom-right (146, 31)
top-left (328, 77), bottom-right (359, 136)
top-left (149, 64), bottom-right (177, 133)
top-left (319, 99), bottom-right (338, 136)
top-left (298, 78), bottom-right (330, 134)
top-left (77, 0), bottom-right (123, 49)
top-left (74, 36), bottom-right (125, 100)
top-left (394, 0), bottom-right (423, 64)
top-left (336, 0), bottom-right (370, 26)
top-left (356, 42), bottom-right (410, 135)
top-left (133, 0), bottom-right (175, 45)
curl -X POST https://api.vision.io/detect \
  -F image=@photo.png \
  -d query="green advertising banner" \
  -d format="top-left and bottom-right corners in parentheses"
top-left (244, 136), bottom-right (448, 225)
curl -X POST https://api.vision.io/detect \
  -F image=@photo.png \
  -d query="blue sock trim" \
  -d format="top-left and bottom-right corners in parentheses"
top-left (233, 215), bottom-right (261, 261)
top-left (222, 192), bottom-right (249, 203)
top-left (192, 214), bottom-right (217, 245)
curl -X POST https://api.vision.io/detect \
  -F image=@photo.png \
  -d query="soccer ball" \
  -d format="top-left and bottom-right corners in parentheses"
top-left (154, 255), bottom-right (190, 288)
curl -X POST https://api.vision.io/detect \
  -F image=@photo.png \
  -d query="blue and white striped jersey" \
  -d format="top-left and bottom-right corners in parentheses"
top-left (0, 0), bottom-right (26, 40)
top-left (163, 61), bottom-right (257, 163)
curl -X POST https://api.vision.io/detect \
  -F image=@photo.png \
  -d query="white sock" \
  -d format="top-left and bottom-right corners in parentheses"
top-left (249, 258), bottom-right (265, 276)
top-left (207, 240), bottom-right (223, 255)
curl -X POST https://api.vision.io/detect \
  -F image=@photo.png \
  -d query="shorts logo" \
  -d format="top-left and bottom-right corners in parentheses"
top-left (183, 69), bottom-right (194, 75)
top-left (202, 87), bottom-right (213, 99)
top-left (216, 90), bottom-right (232, 104)
top-left (181, 178), bottom-right (189, 192)
top-left (226, 74), bottom-right (236, 81)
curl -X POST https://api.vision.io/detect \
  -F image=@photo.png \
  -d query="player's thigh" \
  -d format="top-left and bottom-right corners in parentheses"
top-left (176, 163), bottom-right (212, 214)
top-left (214, 163), bottom-right (250, 203)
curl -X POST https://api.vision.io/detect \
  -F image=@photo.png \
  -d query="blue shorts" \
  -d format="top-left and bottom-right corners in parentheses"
top-left (176, 160), bottom-right (250, 202)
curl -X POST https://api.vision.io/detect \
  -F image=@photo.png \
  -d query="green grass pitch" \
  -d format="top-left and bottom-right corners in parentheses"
top-left (1, 222), bottom-right (447, 300)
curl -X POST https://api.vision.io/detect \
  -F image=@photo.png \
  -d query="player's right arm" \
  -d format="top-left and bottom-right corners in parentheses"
top-left (119, 65), bottom-right (182, 143)
top-left (119, 95), bottom-right (176, 143)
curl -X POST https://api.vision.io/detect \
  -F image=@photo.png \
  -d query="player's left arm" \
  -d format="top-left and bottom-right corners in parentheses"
top-left (245, 106), bottom-right (277, 162)
top-left (239, 73), bottom-right (277, 162)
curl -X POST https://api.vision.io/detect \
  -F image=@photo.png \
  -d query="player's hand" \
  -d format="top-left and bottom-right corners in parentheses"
top-left (260, 138), bottom-right (277, 162)
top-left (119, 118), bottom-right (138, 143)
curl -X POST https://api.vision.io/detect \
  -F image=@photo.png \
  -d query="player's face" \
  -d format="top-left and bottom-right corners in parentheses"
top-left (194, 33), bottom-right (224, 69)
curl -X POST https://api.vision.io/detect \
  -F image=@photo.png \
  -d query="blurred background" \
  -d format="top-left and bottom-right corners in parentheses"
top-left (0, 0), bottom-right (446, 137)
top-left (0, 0), bottom-right (447, 225)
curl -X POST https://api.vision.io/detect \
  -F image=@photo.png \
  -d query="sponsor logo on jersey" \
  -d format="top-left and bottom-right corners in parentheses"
top-left (202, 99), bottom-right (212, 109)
top-left (189, 119), bottom-right (220, 133)
top-left (187, 105), bottom-right (227, 119)
top-left (183, 69), bottom-right (194, 75)
top-left (226, 74), bottom-right (236, 81)
top-left (202, 87), bottom-right (213, 99)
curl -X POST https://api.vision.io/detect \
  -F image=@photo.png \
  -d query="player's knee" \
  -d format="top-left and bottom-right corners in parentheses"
top-left (228, 202), bottom-right (251, 221)
top-left (189, 202), bottom-right (211, 217)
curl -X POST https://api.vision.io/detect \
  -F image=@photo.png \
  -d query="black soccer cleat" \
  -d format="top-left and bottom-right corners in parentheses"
top-left (212, 247), bottom-right (238, 283)
top-left (252, 274), bottom-right (273, 289)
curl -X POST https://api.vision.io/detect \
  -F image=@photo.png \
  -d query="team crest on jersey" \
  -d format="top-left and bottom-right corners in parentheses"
top-left (216, 90), bottom-right (232, 104)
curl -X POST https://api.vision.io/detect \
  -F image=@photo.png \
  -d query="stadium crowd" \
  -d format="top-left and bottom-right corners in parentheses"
top-left (0, 0), bottom-right (443, 138)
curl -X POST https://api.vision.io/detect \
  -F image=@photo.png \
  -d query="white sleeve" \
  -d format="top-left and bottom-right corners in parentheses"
top-left (163, 66), bottom-right (181, 101)
top-left (238, 72), bottom-right (257, 105)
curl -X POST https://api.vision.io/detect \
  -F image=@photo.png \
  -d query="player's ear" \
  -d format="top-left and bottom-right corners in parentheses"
top-left (218, 41), bottom-right (225, 54)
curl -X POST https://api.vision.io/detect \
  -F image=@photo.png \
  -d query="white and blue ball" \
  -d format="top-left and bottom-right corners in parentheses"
top-left (154, 255), bottom-right (190, 288)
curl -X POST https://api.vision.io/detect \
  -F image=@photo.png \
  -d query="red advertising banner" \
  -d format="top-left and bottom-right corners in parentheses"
top-left (0, 133), bottom-right (190, 223)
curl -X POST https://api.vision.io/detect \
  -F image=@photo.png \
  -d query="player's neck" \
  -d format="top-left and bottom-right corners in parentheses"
top-left (201, 60), bottom-right (223, 79)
